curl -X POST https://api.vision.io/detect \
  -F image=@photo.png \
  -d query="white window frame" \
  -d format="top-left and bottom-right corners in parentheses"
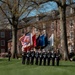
top-left (1, 32), bottom-right (5, 38)
top-left (1, 40), bottom-right (5, 46)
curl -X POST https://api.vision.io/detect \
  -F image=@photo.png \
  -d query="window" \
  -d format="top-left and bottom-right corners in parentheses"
top-left (1, 32), bottom-right (5, 38)
top-left (69, 19), bottom-right (74, 27)
top-left (1, 49), bottom-right (5, 53)
top-left (70, 31), bottom-right (74, 39)
top-left (51, 22), bottom-right (54, 30)
top-left (43, 23), bottom-right (46, 29)
top-left (1, 40), bottom-right (5, 46)
top-left (70, 45), bottom-right (74, 53)
top-left (70, 8), bottom-right (73, 14)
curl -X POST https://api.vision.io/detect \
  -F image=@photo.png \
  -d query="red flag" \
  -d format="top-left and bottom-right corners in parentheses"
top-left (32, 34), bottom-right (36, 47)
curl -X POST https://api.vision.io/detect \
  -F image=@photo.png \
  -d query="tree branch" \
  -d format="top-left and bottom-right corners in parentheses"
top-left (0, 0), bottom-right (13, 15)
top-left (19, 4), bottom-right (35, 19)
top-left (0, 6), bottom-right (12, 25)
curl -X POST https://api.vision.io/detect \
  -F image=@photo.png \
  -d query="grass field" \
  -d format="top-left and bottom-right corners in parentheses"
top-left (0, 58), bottom-right (75, 75)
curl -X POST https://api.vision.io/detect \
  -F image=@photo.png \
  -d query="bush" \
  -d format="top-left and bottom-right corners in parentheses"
top-left (0, 53), bottom-right (8, 57)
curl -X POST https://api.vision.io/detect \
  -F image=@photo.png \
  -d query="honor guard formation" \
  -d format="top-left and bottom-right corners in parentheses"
top-left (19, 27), bottom-right (61, 66)
top-left (22, 49), bottom-right (61, 66)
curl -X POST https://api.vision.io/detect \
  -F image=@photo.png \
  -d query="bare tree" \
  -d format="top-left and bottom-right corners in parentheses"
top-left (0, 0), bottom-right (74, 59)
top-left (31, 0), bottom-right (75, 60)
top-left (0, 0), bottom-right (38, 58)
top-left (55, 0), bottom-right (74, 60)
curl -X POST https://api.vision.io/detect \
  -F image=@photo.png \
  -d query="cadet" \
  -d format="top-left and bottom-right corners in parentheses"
top-left (47, 50), bottom-right (51, 66)
top-left (22, 51), bottom-right (26, 64)
top-left (51, 51), bottom-right (56, 66)
top-left (35, 50), bottom-right (39, 65)
top-left (30, 49), bottom-right (35, 65)
top-left (56, 49), bottom-right (60, 66)
top-left (43, 50), bottom-right (47, 66)
top-left (26, 50), bottom-right (30, 65)
top-left (39, 50), bottom-right (43, 65)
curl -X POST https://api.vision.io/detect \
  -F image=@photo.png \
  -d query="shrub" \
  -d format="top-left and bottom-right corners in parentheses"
top-left (0, 53), bottom-right (8, 57)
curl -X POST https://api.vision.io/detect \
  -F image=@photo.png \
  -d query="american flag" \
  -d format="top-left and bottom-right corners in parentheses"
top-left (19, 33), bottom-right (33, 47)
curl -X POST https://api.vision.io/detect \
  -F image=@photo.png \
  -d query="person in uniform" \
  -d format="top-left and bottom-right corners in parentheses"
top-left (22, 51), bottom-right (26, 64)
top-left (35, 50), bottom-right (39, 65)
top-left (43, 50), bottom-right (47, 66)
top-left (8, 49), bottom-right (11, 61)
top-left (56, 49), bottom-right (60, 66)
top-left (39, 50), bottom-right (43, 65)
top-left (30, 49), bottom-right (35, 65)
top-left (51, 50), bottom-right (56, 66)
top-left (47, 50), bottom-right (51, 66)
top-left (26, 50), bottom-right (30, 65)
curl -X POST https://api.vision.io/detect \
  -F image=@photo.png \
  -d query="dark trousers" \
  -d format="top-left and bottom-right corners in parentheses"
top-left (56, 58), bottom-right (59, 66)
top-left (8, 56), bottom-right (11, 61)
top-left (47, 58), bottom-right (50, 65)
top-left (26, 57), bottom-right (30, 65)
top-left (39, 58), bottom-right (42, 65)
top-left (31, 57), bottom-right (34, 65)
top-left (22, 55), bottom-right (25, 64)
top-left (52, 58), bottom-right (55, 66)
top-left (43, 58), bottom-right (46, 65)
top-left (35, 58), bottom-right (38, 65)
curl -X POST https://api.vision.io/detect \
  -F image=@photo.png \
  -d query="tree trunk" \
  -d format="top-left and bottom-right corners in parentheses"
top-left (74, 28), bottom-right (75, 54)
top-left (12, 25), bottom-right (18, 58)
top-left (58, 5), bottom-right (69, 60)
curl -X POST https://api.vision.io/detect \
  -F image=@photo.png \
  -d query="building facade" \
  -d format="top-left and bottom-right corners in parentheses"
top-left (17, 16), bottom-right (75, 54)
top-left (0, 29), bottom-right (11, 53)
top-left (1, 4), bottom-right (75, 55)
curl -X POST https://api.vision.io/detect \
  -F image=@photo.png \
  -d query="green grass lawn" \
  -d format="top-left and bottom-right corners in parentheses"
top-left (0, 58), bottom-right (75, 75)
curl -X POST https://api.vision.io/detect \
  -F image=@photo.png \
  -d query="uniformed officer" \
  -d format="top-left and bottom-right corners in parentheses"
top-left (51, 51), bottom-right (56, 66)
top-left (30, 49), bottom-right (35, 65)
top-left (26, 50), bottom-right (30, 65)
top-left (56, 49), bottom-right (60, 66)
top-left (22, 51), bottom-right (26, 64)
top-left (47, 50), bottom-right (51, 66)
top-left (35, 50), bottom-right (39, 65)
top-left (39, 50), bottom-right (43, 65)
top-left (43, 50), bottom-right (47, 66)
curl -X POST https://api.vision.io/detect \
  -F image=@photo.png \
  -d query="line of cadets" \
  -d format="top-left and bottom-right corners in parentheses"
top-left (22, 49), bottom-right (60, 66)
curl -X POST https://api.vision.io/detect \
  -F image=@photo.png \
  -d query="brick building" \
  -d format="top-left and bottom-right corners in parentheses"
top-left (0, 29), bottom-right (11, 53)
top-left (1, 4), bottom-right (75, 55)
top-left (17, 4), bottom-right (75, 54)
